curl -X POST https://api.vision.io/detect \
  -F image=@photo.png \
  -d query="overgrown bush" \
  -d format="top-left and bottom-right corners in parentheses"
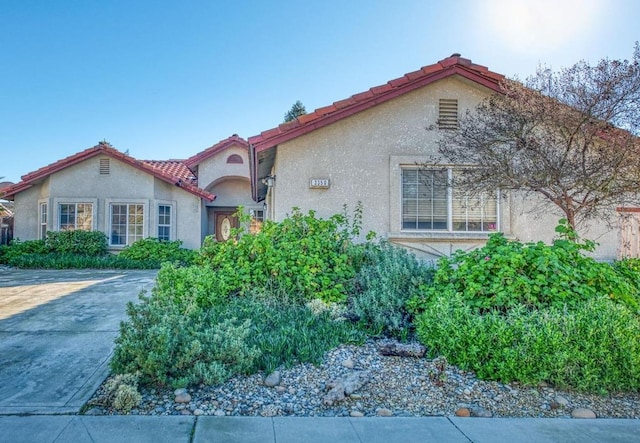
top-left (222, 292), bottom-right (366, 373)
top-left (349, 242), bottom-right (433, 339)
top-left (414, 293), bottom-right (640, 393)
top-left (197, 205), bottom-right (371, 304)
top-left (111, 290), bottom-right (259, 388)
top-left (0, 238), bottom-right (48, 264)
top-left (119, 238), bottom-right (196, 266)
top-left (45, 230), bottom-right (108, 255)
top-left (111, 283), bottom-right (365, 387)
top-left (409, 221), bottom-right (639, 314)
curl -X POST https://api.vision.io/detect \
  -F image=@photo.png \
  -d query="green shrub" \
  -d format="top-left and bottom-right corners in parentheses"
top-left (45, 230), bottom-right (108, 255)
top-left (197, 205), bottom-right (369, 304)
top-left (152, 263), bottom-right (230, 306)
top-left (221, 293), bottom-right (366, 373)
top-left (111, 290), bottom-right (259, 388)
top-left (350, 242), bottom-right (433, 339)
top-left (1, 253), bottom-right (159, 269)
top-left (409, 220), bottom-right (638, 314)
top-left (414, 294), bottom-right (640, 393)
top-left (0, 238), bottom-right (48, 264)
top-left (119, 238), bottom-right (196, 265)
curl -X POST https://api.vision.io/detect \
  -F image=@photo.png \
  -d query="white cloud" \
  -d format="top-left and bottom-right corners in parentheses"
top-left (477, 0), bottom-right (603, 54)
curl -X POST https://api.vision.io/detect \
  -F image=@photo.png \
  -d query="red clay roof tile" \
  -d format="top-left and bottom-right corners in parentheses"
top-left (184, 134), bottom-right (248, 168)
top-left (248, 54), bottom-right (505, 151)
top-left (3, 142), bottom-right (215, 201)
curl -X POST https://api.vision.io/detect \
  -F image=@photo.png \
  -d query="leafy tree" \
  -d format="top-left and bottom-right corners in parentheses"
top-left (283, 100), bottom-right (307, 122)
top-left (436, 44), bottom-right (640, 230)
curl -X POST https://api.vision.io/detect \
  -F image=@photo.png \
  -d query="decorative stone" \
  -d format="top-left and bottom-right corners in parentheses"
top-left (455, 407), bottom-right (471, 417)
top-left (175, 392), bottom-right (192, 404)
top-left (376, 408), bottom-right (393, 417)
top-left (264, 371), bottom-right (281, 387)
top-left (181, 409), bottom-right (192, 415)
top-left (323, 371), bottom-right (371, 405)
top-left (571, 408), bottom-right (596, 419)
top-left (288, 387), bottom-right (296, 395)
top-left (470, 406), bottom-right (493, 418)
top-left (194, 409), bottom-right (204, 416)
top-left (555, 395), bottom-right (570, 407)
top-left (350, 411), bottom-right (364, 417)
top-left (276, 386), bottom-right (287, 393)
top-left (214, 409), bottom-right (225, 417)
top-left (174, 388), bottom-right (188, 396)
top-left (342, 359), bottom-right (355, 369)
top-left (377, 340), bottom-right (426, 358)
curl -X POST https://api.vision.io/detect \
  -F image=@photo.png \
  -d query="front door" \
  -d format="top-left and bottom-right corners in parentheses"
top-left (215, 212), bottom-right (238, 242)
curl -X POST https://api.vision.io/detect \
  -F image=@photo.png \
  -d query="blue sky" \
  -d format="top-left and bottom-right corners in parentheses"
top-left (1, 0), bottom-right (638, 184)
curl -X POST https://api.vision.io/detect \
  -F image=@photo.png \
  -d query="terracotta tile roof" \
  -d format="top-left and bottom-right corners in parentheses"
top-left (2, 142), bottom-right (215, 201)
top-left (248, 54), bottom-right (505, 151)
top-left (141, 160), bottom-right (198, 185)
top-left (184, 134), bottom-right (248, 168)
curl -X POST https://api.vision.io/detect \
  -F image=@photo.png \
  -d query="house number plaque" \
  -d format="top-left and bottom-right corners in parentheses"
top-left (309, 178), bottom-right (330, 189)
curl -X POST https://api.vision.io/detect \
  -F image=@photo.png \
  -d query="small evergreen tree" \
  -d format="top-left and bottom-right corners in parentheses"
top-left (284, 100), bottom-right (307, 122)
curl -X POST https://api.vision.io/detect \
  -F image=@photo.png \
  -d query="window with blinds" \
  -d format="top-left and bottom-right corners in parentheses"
top-left (402, 168), bottom-right (498, 232)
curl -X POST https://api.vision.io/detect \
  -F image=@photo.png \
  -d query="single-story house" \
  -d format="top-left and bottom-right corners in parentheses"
top-left (2, 135), bottom-right (261, 250)
top-left (2, 54), bottom-right (628, 259)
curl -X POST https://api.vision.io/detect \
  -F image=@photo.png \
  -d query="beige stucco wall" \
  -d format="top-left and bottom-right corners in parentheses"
top-left (271, 75), bottom-right (620, 261)
top-left (13, 156), bottom-right (203, 250)
top-left (197, 145), bottom-right (249, 192)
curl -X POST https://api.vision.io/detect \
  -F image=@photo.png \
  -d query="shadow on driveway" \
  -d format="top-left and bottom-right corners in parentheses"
top-left (0, 269), bottom-right (157, 414)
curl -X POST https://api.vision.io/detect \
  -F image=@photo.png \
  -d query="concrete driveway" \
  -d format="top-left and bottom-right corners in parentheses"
top-left (0, 269), bottom-right (157, 414)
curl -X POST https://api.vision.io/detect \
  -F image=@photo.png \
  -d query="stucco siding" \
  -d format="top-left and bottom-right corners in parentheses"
top-left (271, 76), bottom-right (620, 260)
top-left (273, 76), bottom-right (491, 237)
top-left (197, 145), bottom-right (249, 192)
top-left (11, 156), bottom-right (205, 249)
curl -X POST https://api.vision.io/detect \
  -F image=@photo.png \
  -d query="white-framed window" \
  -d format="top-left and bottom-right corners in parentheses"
top-left (58, 203), bottom-right (94, 231)
top-left (157, 204), bottom-right (172, 241)
top-left (110, 203), bottom-right (145, 246)
top-left (401, 167), bottom-right (498, 232)
top-left (39, 202), bottom-right (48, 239)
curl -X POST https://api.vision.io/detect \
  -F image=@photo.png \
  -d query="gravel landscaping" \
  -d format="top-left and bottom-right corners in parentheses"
top-left (86, 340), bottom-right (640, 419)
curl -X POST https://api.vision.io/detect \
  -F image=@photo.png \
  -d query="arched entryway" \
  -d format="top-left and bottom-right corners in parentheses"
top-left (204, 176), bottom-right (260, 242)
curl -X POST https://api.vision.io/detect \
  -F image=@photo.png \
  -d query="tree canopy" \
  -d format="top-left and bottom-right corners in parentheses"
top-left (437, 44), bottom-right (640, 229)
top-left (283, 100), bottom-right (307, 122)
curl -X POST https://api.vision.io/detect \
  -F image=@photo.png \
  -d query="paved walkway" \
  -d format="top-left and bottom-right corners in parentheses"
top-left (0, 269), bottom-right (638, 442)
top-left (1, 415), bottom-right (639, 442)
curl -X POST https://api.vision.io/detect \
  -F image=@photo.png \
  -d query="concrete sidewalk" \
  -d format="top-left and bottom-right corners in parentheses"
top-left (0, 416), bottom-right (638, 443)
top-left (0, 269), bottom-right (157, 414)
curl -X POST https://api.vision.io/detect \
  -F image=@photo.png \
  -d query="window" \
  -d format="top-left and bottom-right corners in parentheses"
top-left (59, 203), bottom-right (93, 231)
top-left (249, 209), bottom-right (264, 234)
top-left (39, 203), bottom-right (48, 239)
top-left (110, 204), bottom-right (144, 246)
top-left (402, 169), bottom-right (448, 230)
top-left (438, 98), bottom-right (458, 129)
top-left (402, 168), bottom-right (498, 232)
top-left (157, 205), bottom-right (171, 241)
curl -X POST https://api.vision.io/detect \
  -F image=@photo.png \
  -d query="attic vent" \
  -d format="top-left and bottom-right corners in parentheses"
top-left (99, 158), bottom-right (110, 175)
top-left (438, 99), bottom-right (458, 130)
top-left (227, 154), bottom-right (243, 164)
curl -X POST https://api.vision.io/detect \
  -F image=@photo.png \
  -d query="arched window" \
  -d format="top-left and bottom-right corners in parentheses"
top-left (226, 154), bottom-right (243, 164)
